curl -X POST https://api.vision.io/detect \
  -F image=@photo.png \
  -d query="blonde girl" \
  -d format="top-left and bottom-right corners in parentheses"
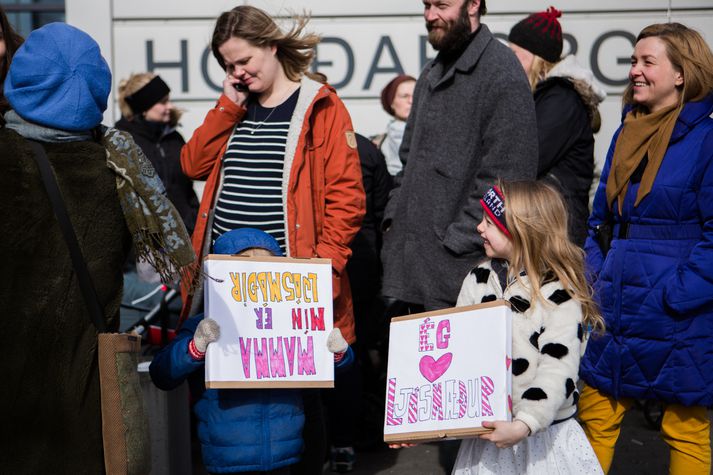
top-left (452, 180), bottom-right (604, 474)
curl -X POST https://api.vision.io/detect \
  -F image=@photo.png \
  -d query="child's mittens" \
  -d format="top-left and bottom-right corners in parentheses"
top-left (188, 318), bottom-right (221, 360)
top-left (327, 328), bottom-right (349, 354)
top-left (327, 328), bottom-right (354, 371)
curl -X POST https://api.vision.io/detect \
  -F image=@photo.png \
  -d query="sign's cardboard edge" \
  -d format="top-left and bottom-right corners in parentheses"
top-left (383, 427), bottom-right (493, 444)
top-left (206, 380), bottom-right (335, 389)
top-left (390, 300), bottom-right (511, 322)
top-left (205, 254), bottom-right (332, 264)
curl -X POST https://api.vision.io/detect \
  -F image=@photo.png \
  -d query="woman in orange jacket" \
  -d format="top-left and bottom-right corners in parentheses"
top-left (180, 5), bottom-right (365, 347)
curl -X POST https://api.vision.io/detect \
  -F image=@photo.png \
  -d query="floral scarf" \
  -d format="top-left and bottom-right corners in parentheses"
top-left (5, 111), bottom-right (196, 285)
top-left (103, 127), bottom-right (196, 284)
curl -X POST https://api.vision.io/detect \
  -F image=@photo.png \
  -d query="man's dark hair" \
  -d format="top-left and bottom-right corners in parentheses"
top-left (478, 0), bottom-right (487, 17)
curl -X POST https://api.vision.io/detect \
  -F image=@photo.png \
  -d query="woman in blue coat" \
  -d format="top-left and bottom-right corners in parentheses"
top-left (579, 23), bottom-right (713, 474)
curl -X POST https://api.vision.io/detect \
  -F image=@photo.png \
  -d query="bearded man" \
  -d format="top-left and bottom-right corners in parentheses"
top-left (381, 0), bottom-right (538, 312)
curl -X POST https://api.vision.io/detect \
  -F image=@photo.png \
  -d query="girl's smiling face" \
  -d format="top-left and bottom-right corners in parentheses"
top-left (477, 214), bottom-right (513, 260)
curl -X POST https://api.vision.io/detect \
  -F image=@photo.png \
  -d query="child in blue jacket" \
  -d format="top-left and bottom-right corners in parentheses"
top-left (150, 228), bottom-right (352, 474)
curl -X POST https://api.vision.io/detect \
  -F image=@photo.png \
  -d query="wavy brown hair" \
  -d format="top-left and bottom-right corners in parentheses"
top-left (623, 22), bottom-right (713, 110)
top-left (500, 180), bottom-right (604, 333)
top-left (211, 6), bottom-right (325, 83)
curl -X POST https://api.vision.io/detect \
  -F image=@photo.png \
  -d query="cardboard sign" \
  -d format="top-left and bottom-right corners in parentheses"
top-left (383, 301), bottom-right (512, 443)
top-left (203, 255), bottom-right (334, 389)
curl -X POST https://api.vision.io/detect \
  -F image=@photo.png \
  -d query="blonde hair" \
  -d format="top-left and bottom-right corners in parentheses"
top-left (211, 6), bottom-right (325, 83)
top-left (117, 72), bottom-right (182, 125)
top-left (526, 55), bottom-right (556, 91)
top-left (624, 22), bottom-right (713, 110)
top-left (500, 180), bottom-right (604, 333)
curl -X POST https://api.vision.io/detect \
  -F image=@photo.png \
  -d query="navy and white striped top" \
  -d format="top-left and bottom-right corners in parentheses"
top-left (212, 89), bottom-right (300, 253)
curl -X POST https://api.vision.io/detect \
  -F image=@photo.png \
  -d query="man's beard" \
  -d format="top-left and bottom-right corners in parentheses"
top-left (426, 3), bottom-right (473, 52)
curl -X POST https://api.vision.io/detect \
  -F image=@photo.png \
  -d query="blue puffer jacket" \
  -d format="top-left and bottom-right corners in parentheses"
top-left (581, 94), bottom-right (713, 407)
top-left (150, 314), bottom-right (305, 473)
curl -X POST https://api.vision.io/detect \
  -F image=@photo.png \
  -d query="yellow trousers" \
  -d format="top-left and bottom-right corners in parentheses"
top-left (578, 384), bottom-right (711, 474)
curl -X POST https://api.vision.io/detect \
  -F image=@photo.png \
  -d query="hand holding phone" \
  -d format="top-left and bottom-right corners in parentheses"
top-left (223, 74), bottom-right (249, 106)
top-left (233, 82), bottom-right (249, 93)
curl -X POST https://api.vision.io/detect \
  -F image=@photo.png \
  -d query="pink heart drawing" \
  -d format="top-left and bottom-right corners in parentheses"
top-left (419, 353), bottom-right (453, 383)
top-left (506, 356), bottom-right (512, 370)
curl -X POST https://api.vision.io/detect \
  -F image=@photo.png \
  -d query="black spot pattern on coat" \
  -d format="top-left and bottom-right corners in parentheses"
top-left (565, 378), bottom-right (575, 398)
top-left (529, 330), bottom-right (541, 350)
top-left (472, 267), bottom-right (491, 284)
top-left (577, 323), bottom-right (584, 342)
top-left (481, 294), bottom-right (497, 303)
top-left (541, 343), bottom-right (569, 359)
top-left (512, 358), bottom-right (529, 376)
top-left (542, 271), bottom-right (557, 285)
top-left (573, 390), bottom-right (580, 405)
top-left (522, 388), bottom-right (548, 401)
top-left (548, 289), bottom-right (572, 305)
top-left (509, 295), bottom-right (531, 313)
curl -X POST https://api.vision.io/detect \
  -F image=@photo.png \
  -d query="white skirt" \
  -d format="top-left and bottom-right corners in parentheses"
top-left (452, 419), bottom-right (603, 475)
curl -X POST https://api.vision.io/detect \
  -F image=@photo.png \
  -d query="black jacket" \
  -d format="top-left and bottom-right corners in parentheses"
top-left (534, 77), bottom-right (594, 246)
top-left (116, 117), bottom-right (199, 234)
top-left (348, 134), bottom-right (392, 300)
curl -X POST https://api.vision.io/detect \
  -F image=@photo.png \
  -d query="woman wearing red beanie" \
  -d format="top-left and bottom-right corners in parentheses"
top-left (508, 6), bottom-right (605, 247)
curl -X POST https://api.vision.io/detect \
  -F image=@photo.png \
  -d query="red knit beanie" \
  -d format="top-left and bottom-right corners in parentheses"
top-left (380, 74), bottom-right (417, 116)
top-left (508, 6), bottom-right (563, 63)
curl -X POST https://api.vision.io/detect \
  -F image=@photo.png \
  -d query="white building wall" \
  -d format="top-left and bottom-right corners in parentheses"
top-left (67, 0), bottom-right (713, 189)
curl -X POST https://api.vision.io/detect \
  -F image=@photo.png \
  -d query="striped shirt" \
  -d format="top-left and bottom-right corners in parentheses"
top-left (211, 89), bottom-right (299, 252)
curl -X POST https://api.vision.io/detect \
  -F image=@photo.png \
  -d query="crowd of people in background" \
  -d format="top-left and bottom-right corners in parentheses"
top-left (1, 0), bottom-right (713, 474)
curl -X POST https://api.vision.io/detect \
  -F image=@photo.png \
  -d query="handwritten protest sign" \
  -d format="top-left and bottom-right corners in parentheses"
top-left (384, 301), bottom-right (512, 443)
top-left (203, 255), bottom-right (334, 389)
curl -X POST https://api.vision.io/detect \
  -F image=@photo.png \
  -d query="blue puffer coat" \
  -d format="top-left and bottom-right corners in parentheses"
top-left (581, 94), bottom-right (713, 407)
top-left (150, 314), bottom-right (305, 473)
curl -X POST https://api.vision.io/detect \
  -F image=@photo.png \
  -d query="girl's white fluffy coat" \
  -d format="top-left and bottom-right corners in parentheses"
top-left (456, 259), bottom-right (587, 434)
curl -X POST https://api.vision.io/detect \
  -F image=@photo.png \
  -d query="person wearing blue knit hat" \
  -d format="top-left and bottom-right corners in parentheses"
top-left (0, 22), bottom-right (194, 474)
top-left (4, 22), bottom-right (111, 132)
top-left (150, 227), bottom-right (352, 474)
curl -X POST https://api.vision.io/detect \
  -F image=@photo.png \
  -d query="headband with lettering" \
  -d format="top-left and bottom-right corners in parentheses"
top-left (480, 185), bottom-right (511, 238)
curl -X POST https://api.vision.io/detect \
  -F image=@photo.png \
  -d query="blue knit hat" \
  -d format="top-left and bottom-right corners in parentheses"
top-left (214, 228), bottom-right (283, 256)
top-left (4, 23), bottom-right (111, 131)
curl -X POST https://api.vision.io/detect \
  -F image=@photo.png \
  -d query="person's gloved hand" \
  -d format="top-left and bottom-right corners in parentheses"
top-left (327, 328), bottom-right (348, 354)
top-left (188, 318), bottom-right (221, 360)
top-left (327, 328), bottom-right (354, 371)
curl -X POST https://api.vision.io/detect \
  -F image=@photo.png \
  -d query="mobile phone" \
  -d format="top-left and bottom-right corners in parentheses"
top-left (234, 82), bottom-right (249, 93)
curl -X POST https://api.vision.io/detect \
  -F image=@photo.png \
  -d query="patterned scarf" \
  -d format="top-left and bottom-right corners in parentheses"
top-left (5, 111), bottom-right (196, 286)
top-left (102, 127), bottom-right (196, 284)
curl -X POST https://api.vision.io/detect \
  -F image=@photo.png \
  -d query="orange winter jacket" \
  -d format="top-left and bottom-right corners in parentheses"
top-left (179, 79), bottom-right (365, 343)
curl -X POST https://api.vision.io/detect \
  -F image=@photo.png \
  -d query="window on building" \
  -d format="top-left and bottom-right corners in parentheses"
top-left (2, 0), bottom-right (65, 38)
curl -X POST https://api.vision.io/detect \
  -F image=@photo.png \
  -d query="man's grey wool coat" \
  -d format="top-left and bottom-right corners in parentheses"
top-left (381, 24), bottom-right (538, 310)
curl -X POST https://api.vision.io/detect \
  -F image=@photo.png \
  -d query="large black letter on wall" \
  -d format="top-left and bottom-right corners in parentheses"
top-left (146, 39), bottom-right (189, 92)
top-left (590, 30), bottom-right (636, 87)
top-left (313, 37), bottom-right (354, 90)
top-left (364, 36), bottom-right (405, 90)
